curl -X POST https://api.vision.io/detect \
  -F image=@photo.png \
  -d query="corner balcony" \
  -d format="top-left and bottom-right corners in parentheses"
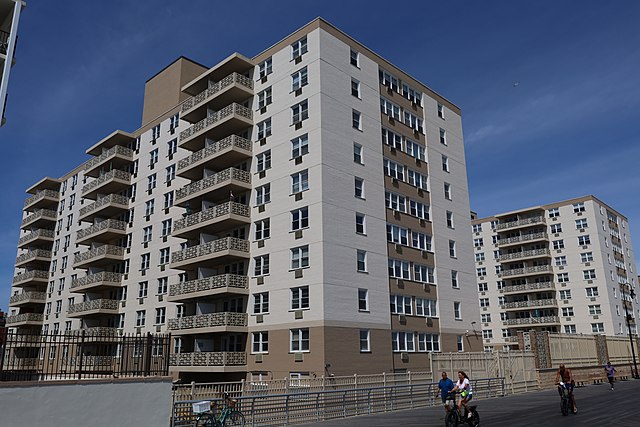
top-left (9, 292), bottom-right (47, 307)
top-left (71, 272), bottom-right (124, 293)
top-left (500, 264), bottom-right (553, 278)
top-left (168, 274), bottom-right (249, 303)
top-left (67, 299), bottom-right (120, 317)
top-left (84, 145), bottom-right (135, 178)
top-left (76, 219), bottom-right (128, 245)
top-left (497, 232), bottom-right (548, 247)
top-left (169, 352), bottom-right (246, 372)
top-left (172, 202), bottom-right (250, 240)
top-left (81, 170), bottom-right (132, 200)
top-left (505, 315), bottom-right (559, 327)
top-left (21, 209), bottom-right (57, 230)
top-left (15, 249), bottom-right (52, 268)
top-left (177, 135), bottom-right (252, 180)
top-left (495, 216), bottom-right (545, 231)
top-left (502, 281), bottom-right (555, 295)
top-left (73, 245), bottom-right (126, 269)
top-left (17, 229), bottom-right (55, 249)
top-left (79, 194), bottom-right (130, 222)
top-left (170, 237), bottom-right (249, 271)
top-left (23, 189), bottom-right (59, 212)
top-left (501, 299), bottom-right (558, 311)
top-left (12, 270), bottom-right (49, 287)
top-left (175, 167), bottom-right (251, 208)
top-left (181, 72), bottom-right (253, 124)
top-left (179, 103), bottom-right (253, 152)
top-left (498, 248), bottom-right (551, 262)
top-left (168, 312), bottom-right (247, 335)
top-left (6, 313), bottom-right (44, 327)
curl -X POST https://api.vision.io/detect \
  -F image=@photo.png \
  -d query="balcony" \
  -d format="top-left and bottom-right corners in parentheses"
top-left (9, 292), bottom-right (47, 307)
top-left (17, 229), bottom-right (55, 249)
top-left (73, 245), bottom-right (125, 269)
top-left (72, 327), bottom-right (120, 337)
top-left (177, 135), bottom-right (252, 180)
top-left (170, 237), bottom-right (249, 271)
top-left (497, 232), bottom-right (548, 247)
top-left (76, 219), bottom-right (128, 245)
top-left (501, 299), bottom-right (558, 311)
top-left (181, 72), bottom-right (253, 124)
top-left (502, 281), bottom-right (555, 295)
top-left (500, 265), bottom-right (553, 278)
top-left (67, 299), bottom-right (120, 317)
top-left (12, 270), bottom-right (49, 287)
top-left (79, 194), bottom-right (130, 222)
top-left (168, 274), bottom-right (248, 303)
top-left (496, 216), bottom-right (545, 231)
top-left (6, 313), bottom-right (44, 327)
top-left (505, 316), bottom-right (560, 326)
top-left (175, 167), bottom-right (251, 208)
top-left (21, 209), bottom-right (57, 229)
top-left (169, 352), bottom-right (246, 371)
top-left (23, 189), bottom-right (59, 211)
top-left (15, 249), bottom-right (52, 268)
top-left (499, 248), bottom-right (551, 262)
top-left (84, 145), bottom-right (135, 178)
top-left (179, 103), bottom-right (253, 152)
top-left (81, 170), bottom-right (132, 200)
top-left (71, 272), bottom-right (124, 293)
top-left (172, 202), bottom-right (250, 240)
top-left (168, 312), bottom-right (247, 335)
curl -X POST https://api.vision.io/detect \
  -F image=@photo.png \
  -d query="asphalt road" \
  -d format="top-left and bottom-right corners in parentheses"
top-left (300, 379), bottom-right (639, 427)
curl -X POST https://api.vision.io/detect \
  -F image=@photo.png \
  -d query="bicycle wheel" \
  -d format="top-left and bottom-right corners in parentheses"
top-left (446, 411), bottom-right (458, 427)
top-left (196, 413), bottom-right (216, 427)
top-left (560, 397), bottom-right (569, 416)
top-left (470, 411), bottom-right (480, 427)
top-left (223, 410), bottom-right (245, 427)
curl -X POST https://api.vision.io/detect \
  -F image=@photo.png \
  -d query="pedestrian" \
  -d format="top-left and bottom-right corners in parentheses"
top-left (604, 361), bottom-right (616, 390)
top-left (436, 371), bottom-right (455, 415)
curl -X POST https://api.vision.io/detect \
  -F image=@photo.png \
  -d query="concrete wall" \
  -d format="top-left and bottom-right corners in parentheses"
top-left (0, 377), bottom-right (172, 427)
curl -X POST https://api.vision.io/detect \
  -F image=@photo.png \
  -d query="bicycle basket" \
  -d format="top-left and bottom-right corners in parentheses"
top-left (192, 401), bottom-right (210, 413)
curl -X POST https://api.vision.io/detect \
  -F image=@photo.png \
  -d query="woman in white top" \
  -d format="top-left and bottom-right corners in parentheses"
top-left (450, 370), bottom-right (473, 418)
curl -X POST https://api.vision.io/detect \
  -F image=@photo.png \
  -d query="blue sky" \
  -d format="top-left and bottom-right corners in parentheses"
top-left (1, 0), bottom-right (639, 309)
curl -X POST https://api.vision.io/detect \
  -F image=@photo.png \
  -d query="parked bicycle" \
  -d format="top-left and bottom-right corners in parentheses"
top-left (193, 392), bottom-right (245, 427)
top-left (444, 391), bottom-right (480, 427)
top-left (557, 382), bottom-right (576, 416)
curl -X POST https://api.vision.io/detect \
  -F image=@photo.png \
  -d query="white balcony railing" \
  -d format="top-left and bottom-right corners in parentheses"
top-left (173, 202), bottom-right (250, 233)
top-left (500, 265), bottom-right (552, 277)
top-left (177, 135), bottom-right (252, 172)
top-left (496, 216), bottom-right (545, 230)
top-left (179, 103), bottom-right (252, 142)
top-left (169, 351), bottom-right (246, 367)
top-left (171, 237), bottom-right (249, 264)
top-left (175, 168), bottom-right (250, 202)
top-left (181, 72), bottom-right (253, 114)
top-left (499, 248), bottom-right (550, 262)
top-left (168, 312), bottom-right (247, 331)
top-left (169, 274), bottom-right (248, 298)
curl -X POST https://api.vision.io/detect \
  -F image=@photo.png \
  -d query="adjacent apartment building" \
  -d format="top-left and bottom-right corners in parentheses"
top-left (7, 18), bottom-right (481, 382)
top-left (471, 196), bottom-right (638, 351)
top-left (0, 0), bottom-right (25, 126)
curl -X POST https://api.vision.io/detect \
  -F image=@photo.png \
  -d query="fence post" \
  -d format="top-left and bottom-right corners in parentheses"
top-left (78, 330), bottom-right (85, 380)
top-left (144, 332), bottom-right (153, 376)
top-left (191, 381), bottom-right (196, 401)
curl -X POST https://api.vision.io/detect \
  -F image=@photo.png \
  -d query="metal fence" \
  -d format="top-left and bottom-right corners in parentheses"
top-left (0, 330), bottom-right (170, 381)
top-left (171, 377), bottom-right (506, 427)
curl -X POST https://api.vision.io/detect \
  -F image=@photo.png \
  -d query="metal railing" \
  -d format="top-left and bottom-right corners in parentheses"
top-left (502, 281), bottom-right (554, 293)
top-left (9, 292), bottom-right (46, 305)
top-left (496, 216), bottom-right (545, 230)
top-left (181, 73), bottom-right (253, 115)
top-left (498, 248), bottom-right (550, 261)
top-left (5, 313), bottom-right (44, 325)
top-left (24, 189), bottom-right (59, 208)
top-left (173, 202), bottom-right (250, 233)
top-left (17, 228), bottom-right (55, 246)
top-left (71, 272), bottom-right (124, 289)
top-left (79, 194), bottom-right (130, 217)
top-left (21, 209), bottom-right (57, 227)
top-left (177, 135), bottom-right (252, 172)
top-left (500, 264), bottom-right (552, 277)
top-left (179, 103), bottom-right (252, 142)
top-left (16, 249), bottom-right (52, 265)
top-left (175, 167), bottom-right (251, 202)
top-left (68, 299), bottom-right (120, 314)
top-left (12, 270), bottom-right (49, 285)
top-left (169, 274), bottom-right (248, 298)
top-left (169, 351), bottom-right (246, 368)
top-left (81, 169), bottom-right (132, 195)
top-left (506, 315), bottom-right (559, 325)
top-left (501, 298), bottom-right (557, 309)
top-left (76, 219), bottom-right (127, 240)
top-left (171, 237), bottom-right (249, 264)
top-left (168, 312), bottom-right (247, 331)
top-left (84, 145), bottom-right (134, 171)
top-left (73, 244), bottom-right (125, 265)
top-left (498, 232), bottom-right (548, 245)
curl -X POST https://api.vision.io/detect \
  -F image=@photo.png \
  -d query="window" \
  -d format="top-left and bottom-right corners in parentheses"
top-left (553, 239), bottom-right (565, 250)
top-left (138, 281), bottom-right (148, 298)
top-left (437, 103), bottom-right (445, 119)
top-left (255, 219), bottom-right (270, 241)
top-left (291, 207), bottom-right (309, 230)
top-left (550, 224), bottom-right (562, 233)
top-left (586, 287), bottom-right (599, 297)
top-left (403, 111), bottom-right (423, 132)
top-left (357, 250), bottom-right (367, 272)
top-left (291, 170), bottom-right (309, 193)
top-left (588, 304), bottom-right (602, 315)
top-left (159, 248), bottom-right (170, 265)
top-left (557, 273), bottom-right (569, 283)
top-left (386, 191), bottom-right (406, 212)
top-left (451, 271), bottom-right (459, 288)
top-left (559, 290), bottom-right (572, 300)
top-left (168, 138), bottom-right (178, 156)
top-left (446, 211), bottom-right (454, 228)
top-left (257, 118), bottom-right (272, 139)
top-left (354, 178), bottom-right (364, 198)
top-left (583, 269), bottom-right (596, 280)
top-left (454, 302), bottom-right (461, 320)
top-left (412, 231), bottom-right (431, 251)
top-left (407, 169), bottom-right (428, 190)
top-left (291, 37), bottom-right (307, 59)
top-left (157, 277), bottom-right (168, 295)
top-left (448, 240), bottom-right (456, 258)
top-left (352, 109), bottom-right (362, 130)
top-left (291, 286), bottom-right (309, 310)
top-left (573, 202), bottom-right (586, 213)
top-left (353, 143), bottom-right (363, 164)
top-left (291, 134), bottom-right (309, 158)
top-left (290, 328), bottom-right (309, 352)
top-left (479, 298), bottom-right (490, 308)
top-left (164, 164), bottom-right (176, 183)
top-left (417, 333), bottom-right (440, 352)
top-left (478, 283), bottom-right (488, 292)
top-left (477, 267), bottom-right (487, 277)
top-left (291, 67), bottom-right (308, 91)
top-left (254, 255), bottom-right (269, 276)
top-left (414, 264), bottom-right (435, 283)
top-left (388, 259), bottom-right (410, 279)
top-left (256, 184), bottom-right (271, 205)
top-left (382, 128), bottom-right (403, 150)
top-left (252, 332), bottom-right (269, 354)
top-left (410, 200), bottom-right (429, 220)
top-left (140, 253), bottom-right (150, 271)
top-left (351, 79), bottom-right (360, 98)
top-left (406, 139), bottom-right (425, 160)
top-left (254, 150), bottom-right (271, 174)
top-left (357, 289), bottom-right (370, 313)
top-left (142, 226), bottom-right (153, 243)
top-left (402, 83), bottom-right (421, 105)
top-left (380, 97), bottom-right (401, 120)
top-left (259, 57), bottom-right (272, 78)
top-left (387, 224), bottom-right (408, 245)
top-left (254, 292), bottom-right (269, 314)
top-left (575, 218), bottom-right (588, 229)
top-left (149, 148), bottom-right (159, 166)
top-left (578, 235), bottom-right (591, 245)
top-left (257, 87), bottom-right (272, 109)
top-left (564, 325), bottom-right (577, 334)
top-left (292, 100), bottom-right (309, 124)
top-left (161, 219), bottom-right (172, 236)
top-left (591, 323), bottom-right (605, 333)
top-left (291, 245), bottom-right (310, 269)
top-left (444, 183), bottom-right (452, 200)
top-left (475, 253), bottom-right (485, 262)
top-left (581, 252), bottom-right (593, 263)
top-left (555, 256), bottom-right (567, 266)
top-left (155, 307), bottom-right (166, 325)
top-left (482, 330), bottom-right (493, 339)
top-left (379, 70), bottom-right (399, 91)
top-left (136, 310), bottom-right (146, 327)
top-left (350, 49), bottom-right (359, 67)
top-left (360, 330), bottom-right (370, 352)
top-left (442, 155), bottom-right (449, 172)
top-left (481, 313), bottom-right (491, 322)
top-left (145, 200), bottom-right (155, 217)
top-left (562, 307), bottom-right (574, 317)
top-left (355, 213), bottom-right (366, 234)
top-left (473, 238), bottom-right (484, 248)
top-left (384, 159), bottom-right (405, 180)
top-left (163, 191), bottom-right (174, 209)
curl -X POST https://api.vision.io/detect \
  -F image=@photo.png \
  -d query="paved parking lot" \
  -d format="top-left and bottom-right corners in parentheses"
top-left (300, 379), bottom-right (639, 426)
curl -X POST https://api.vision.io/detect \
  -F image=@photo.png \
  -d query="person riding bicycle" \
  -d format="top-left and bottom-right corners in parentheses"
top-left (436, 371), bottom-right (455, 414)
top-left (555, 363), bottom-right (577, 413)
top-left (450, 370), bottom-right (473, 419)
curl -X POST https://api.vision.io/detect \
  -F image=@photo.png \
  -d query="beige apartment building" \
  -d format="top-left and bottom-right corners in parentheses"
top-left (7, 18), bottom-right (482, 382)
top-left (471, 196), bottom-right (638, 351)
top-left (0, 0), bottom-right (25, 126)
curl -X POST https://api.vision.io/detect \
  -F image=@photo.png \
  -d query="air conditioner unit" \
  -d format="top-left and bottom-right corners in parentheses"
top-left (121, 301), bottom-right (126, 308)
top-left (417, 188), bottom-right (424, 197)
top-left (394, 243), bottom-right (402, 253)
top-left (294, 269), bottom-right (303, 279)
top-left (421, 250), bottom-right (428, 259)
top-left (399, 314), bottom-right (406, 324)
top-left (294, 352), bottom-right (303, 362)
top-left (295, 192), bottom-right (303, 201)
top-left (260, 106), bottom-right (267, 114)
top-left (261, 75), bottom-right (268, 84)
top-left (139, 298), bottom-right (144, 305)
top-left (295, 88), bottom-right (303, 97)
top-left (294, 230), bottom-right (303, 239)
top-left (255, 354), bottom-right (263, 363)
top-left (294, 56), bottom-right (303, 64)
top-left (136, 327), bottom-right (142, 334)
top-left (419, 219), bottom-right (426, 227)
top-left (256, 314), bottom-right (264, 323)
top-left (426, 318), bottom-right (433, 327)
top-left (259, 138), bottom-right (267, 145)
top-left (257, 240), bottom-right (265, 248)
top-left (394, 211), bottom-right (401, 219)
top-left (295, 310), bottom-right (304, 320)
top-left (390, 146), bottom-right (396, 153)
top-left (396, 278), bottom-right (404, 287)
top-left (158, 295), bottom-right (163, 302)
top-left (160, 265), bottom-right (166, 272)
top-left (156, 325), bottom-right (162, 332)
top-left (294, 121), bottom-right (303, 130)
top-left (294, 156), bottom-right (303, 165)
top-left (118, 329), bottom-right (124, 336)
top-left (259, 170), bottom-right (266, 179)
top-left (258, 204), bottom-right (265, 213)
top-left (257, 277), bottom-right (264, 285)
top-left (392, 178), bottom-right (398, 185)
top-left (400, 352), bottom-right (409, 361)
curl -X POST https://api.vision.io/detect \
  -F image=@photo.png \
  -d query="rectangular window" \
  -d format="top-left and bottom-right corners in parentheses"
top-left (290, 328), bottom-right (310, 352)
top-left (390, 295), bottom-right (412, 315)
top-left (142, 226), bottom-right (152, 243)
top-left (411, 231), bottom-right (431, 251)
top-left (291, 170), bottom-right (309, 193)
top-left (350, 49), bottom-right (359, 67)
top-left (417, 333), bottom-right (439, 352)
top-left (291, 67), bottom-right (308, 91)
top-left (291, 134), bottom-right (309, 158)
top-left (477, 267), bottom-right (487, 277)
top-left (437, 103), bottom-right (445, 119)
top-left (259, 57), bottom-right (272, 78)
top-left (157, 277), bottom-right (168, 295)
top-left (559, 290), bottom-right (572, 299)
top-left (454, 302), bottom-right (461, 320)
top-left (163, 191), bottom-right (174, 209)
top-left (351, 79), bottom-right (360, 98)
top-left (444, 183), bottom-right (452, 200)
top-left (353, 143), bottom-right (363, 164)
top-left (291, 37), bottom-right (308, 59)
top-left (448, 240), bottom-right (457, 258)
top-left (254, 255), bottom-right (270, 276)
top-left (136, 310), bottom-right (146, 327)
top-left (446, 211), bottom-right (454, 228)
top-left (548, 207), bottom-right (560, 218)
top-left (145, 200), bottom-right (155, 217)
top-left (575, 218), bottom-right (588, 229)
top-left (149, 148), bottom-right (159, 165)
top-left (357, 250), bottom-right (367, 272)
top-left (257, 118), bottom-right (272, 139)
top-left (442, 155), bottom-right (449, 172)
top-left (481, 313), bottom-right (491, 322)
top-left (557, 273), bottom-right (569, 283)
top-left (479, 298), bottom-right (490, 308)
top-left (138, 281), bottom-right (148, 298)
top-left (404, 111), bottom-right (423, 132)
top-left (252, 332), bottom-right (269, 353)
top-left (155, 307), bottom-right (166, 325)
top-left (256, 150), bottom-right (271, 172)
top-left (360, 330), bottom-right (370, 352)
top-left (553, 239), bottom-right (565, 249)
top-left (358, 289), bottom-right (369, 311)
top-left (402, 83), bottom-right (422, 105)
top-left (583, 269), bottom-right (596, 280)
top-left (410, 200), bottom-right (429, 220)
top-left (591, 323), bottom-right (605, 333)
top-left (291, 286), bottom-right (310, 310)
top-left (451, 271), bottom-right (459, 288)
top-left (588, 305), bottom-right (602, 315)
top-left (564, 325), bottom-right (577, 334)
top-left (140, 253), bottom-right (150, 271)
top-left (407, 169), bottom-right (428, 190)
top-left (161, 219), bottom-right (172, 236)
top-left (379, 70), bottom-right (399, 91)
top-left (550, 224), bottom-right (562, 233)
top-left (414, 264), bottom-right (435, 283)
top-left (256, 184), bottom-right (271, 205)
top-left (416, 298), bottom-right (437, 317)
top-left (475, 253), bottom-right (485, 262)
top-left (388, 259), bottom-right (410, 279)
top-left (478, 283), bottom-right (488, 292)
top-left (578, 235), bottom-right (591, 245)
top-left (159, 248), bottom-right (170, 265)
top-left (380, 97), bottom-right (401, 120)
top-left (165, 164), bottom-right (176, 183)
top-left (580, 252), bottom-right (593, 263)
top-left (292, 100), bottom-right (309, 124)
top-left (355, 213), bottom-right (366, 234)
top-left (387, 224), bottom-right (408, 245)
top-left (291, 246), bottom-right (310, 269)
top-left (482, 330), bottom-right (493, 339)
top-left (573, 202), bottom-right (586, 213)
top-left (406, 139), bottom-right (425, 160)
top-left (382, 127), bottom-right (403, 150)
top-left (586, 287), bottom-right (599, 297)
top-left (554, 256), bottom-right (567, 266)
top-left (255, 219), bottom-right (270, 241)
top-left (384, 159), bottom-right (405, 180)
top-left (257, 87), bottom-right (272, 109)
top-left (386, 191), bottom-right (406, 212)
top-left (354, 177), bottom-right (364, 198)
top-left (561, 307), bottom-right (574, 317)
top-left (439, 128), bottom-right (447, 145)
top-left (147, 174), bottom-right (157, 191)
top-left (253, 292), bottom-right (269, 314)
top-left (291, 207), bottom-right (309, 230)
top-left (352, 109), bottom-right (362, 130)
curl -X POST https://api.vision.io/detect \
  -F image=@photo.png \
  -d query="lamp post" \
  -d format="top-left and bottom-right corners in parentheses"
top-left (623, 287), bottom-right (639, 379)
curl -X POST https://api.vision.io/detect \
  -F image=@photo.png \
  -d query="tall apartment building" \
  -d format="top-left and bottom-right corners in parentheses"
top-left (7, 18), bottom-right (481, 382)
top-left (471, 196), bottom-right (638, 351)
top-left (0, 0), bottom-right (25, 126)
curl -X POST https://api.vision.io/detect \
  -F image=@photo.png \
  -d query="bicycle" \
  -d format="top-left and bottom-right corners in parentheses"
top-left (557, 382), bottom-right (576, 416)
top-left (444, 391), bottom-right (480, 427)
top-left (193, 392), bottom-right (245, 427)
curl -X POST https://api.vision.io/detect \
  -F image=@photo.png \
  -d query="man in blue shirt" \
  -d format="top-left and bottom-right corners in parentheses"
top-left (436, 371), bottom-right (455, 414)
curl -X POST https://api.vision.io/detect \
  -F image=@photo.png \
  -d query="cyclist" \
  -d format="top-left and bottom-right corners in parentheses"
top-left (436, 371), bottom-right (455, 414)
top-left (450, 370), bottom-right (473, 419)
top-left (555, 363), bottom-right (577, 413)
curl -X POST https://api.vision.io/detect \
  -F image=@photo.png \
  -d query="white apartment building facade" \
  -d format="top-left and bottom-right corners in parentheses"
top-left (0, 0), bottom-right (25, 126)
top-left (7, 18), bottom-right (481, 382)
top-left (472, 196), bottom-right (638, 351)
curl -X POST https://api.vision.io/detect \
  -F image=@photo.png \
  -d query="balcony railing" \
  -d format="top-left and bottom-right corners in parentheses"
top-left (9, 292), bottom-right (47, 305)
top-left (506, 315), bottom-right (559, 326)
top-left (496, 216), bottom-right (545, 231)
top-left (12, 270), bottom-right (49, 284)
top-left (169, 351), bottom-right (246, 367)
top-left (18, 228), bottom-right (55, 246)
top-left (71, 272), bottom-right (124, 289)
top-left (16, 249), bottom-right (52, 265)
top-left (68, 299), bottom-right (120, 314)
top-left (168, 312), bottom-right (247, 331)
top-left (498, 232), bottom-right (548, 246)
top-left (181, 72), bottom-right (253, 114)
top-left (24, 189), bottom-right (59, 208)
top-left (502, 281), bottom-right (555, 294)
top-left (499, 248), bottom-right (550, 262)
top-left (72, 327), bottom-right (120, 336)
top-left (79, 194), bottom-right (130, 218)
top-left (175, 168), bottom-right (250, 202)
top-left (169, 274), bottom-right (248, 298)
top-left (6, 313), bottom-right (44, 325)
top-left (179, 103), bottom-right (252, 142)
top-left (84, 145), bottom-right (134, 171)
top-left (21, 209), bottom-right (57, 227)
top-left (81, 169), bottom-right (132, 195)
top-left (177, 135), bottom-right (252, 172)
top-left (501, 299), bottom-right (557, 309)
top-left (74, 245), bottom-right (125, 265)
top-left (76, 219), bottom-right (127, 240)
top-left (171, 237), bottom-right (249, 264)
top-left (173, 202), bottom-right (250, 234)
top-left (500, 265), bottom-right (552, 277)
top-left (0, 30), bottom-right (9, 56)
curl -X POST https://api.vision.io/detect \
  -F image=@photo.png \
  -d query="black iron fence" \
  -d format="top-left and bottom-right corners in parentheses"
top-left (0, 330), bottom-right (170, 381)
